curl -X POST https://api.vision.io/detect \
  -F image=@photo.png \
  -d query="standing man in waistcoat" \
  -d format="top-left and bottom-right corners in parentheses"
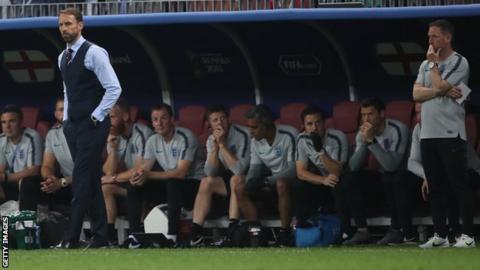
top-left (57, 7), bottom-right (122, 248)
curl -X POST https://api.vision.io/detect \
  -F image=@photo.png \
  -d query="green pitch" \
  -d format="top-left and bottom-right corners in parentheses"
top-left (9, 247), bottom-right (480, 270)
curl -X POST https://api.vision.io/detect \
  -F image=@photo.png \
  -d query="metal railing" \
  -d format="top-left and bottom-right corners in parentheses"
top-left (1, 0), bottom-right (480, 19)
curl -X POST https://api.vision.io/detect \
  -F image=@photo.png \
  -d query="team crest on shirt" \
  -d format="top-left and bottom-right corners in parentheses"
top-left (274, 146), bottom-right (283, 158)
top-left (229, 145), bottom-right (237, 155)
top-left (171, 147), bottom-right (178, 158)
top-left (383, 139), bottom-right (391, 150)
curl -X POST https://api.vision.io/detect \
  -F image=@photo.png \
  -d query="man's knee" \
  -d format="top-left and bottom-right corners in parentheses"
top-left (276, 179), bottom-right (291, 197)
top-left (230, 175), bottom-right (244, 190)
top-left (234, 179), bottom-right (247, 199)
top-left (198, 176), bottom-right (216, 194)
top-left (292, 178), bottom-right (309, 192)
top-left (19, 176), bottom-right (40, 194)
top-left (102, 183), bottom-right (116, 197)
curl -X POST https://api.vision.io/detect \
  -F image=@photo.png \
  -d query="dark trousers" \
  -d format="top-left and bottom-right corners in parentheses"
top-left (19, 175), bottom-right (72, 211)
top-left (448, 169), bottom-right (480, 234)
top-left (63, 117), bottom-right (110, 244)
top-left (344, 170), bottom-right (398, 229)
top-left (1, 181), bottom-right (19, 204)
top-left (292, 178), bottom-right (350, 232)
top-left (421, 137), bottom-right (474, 237)
top-left (393, 170), bottom-right (425, 236)
top-left (127, 179), bottom-right (199, 235)
top-left (1, 176), bottom-right (42, 210)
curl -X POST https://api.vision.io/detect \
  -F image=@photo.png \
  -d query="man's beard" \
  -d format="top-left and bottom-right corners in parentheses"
top-left (110, 123), bottom-right (125, 136)
top-left (62, 33), bottom-right (77, 43)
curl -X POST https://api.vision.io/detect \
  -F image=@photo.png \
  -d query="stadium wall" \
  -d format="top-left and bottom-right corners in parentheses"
top-left (1, 6), bottom-right (480, 120)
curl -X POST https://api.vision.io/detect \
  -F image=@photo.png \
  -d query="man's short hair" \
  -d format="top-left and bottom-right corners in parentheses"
top-left (1, 104), bottom-right (23, 120)
top-left (245, 104), bottom-right (274, 128)
top-left (59, 7), bottom-right (83, 22)
top-left (205, 105), bottom-right (229, 121)
top-left (56, 96), bottom-right (64, 103)
top-left (300, 106), bottom-right (324, 123)
top-left (429, 19), bottom-right (455, 40)
top-left (115, 97), bottom-right (130, 114)
top-left (360, 97), bottom-right (385, 112)
top-left (151, 103), bottom-right (174, 118)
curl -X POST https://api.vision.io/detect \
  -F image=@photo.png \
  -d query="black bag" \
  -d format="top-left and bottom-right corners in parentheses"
top-left (37, 211), bottom-right (68, 248)
top-left (231, 223), bottom-right (268, 247)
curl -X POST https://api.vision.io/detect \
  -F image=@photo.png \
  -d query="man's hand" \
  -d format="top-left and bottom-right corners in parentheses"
top-left (360, 122), bottom-right (375, 143)
top-left (101, 175), bottom-right (117, 185)
top-left (427, 45), bottom-right (441, 63)
top-left (210, 134), bottom-right (219, 152)
top-left (309, 132), bottom-right (323, 152)
top-left (130, 168), bottom-right (147, 186)
top-left (445, 86), bottom-right (463, 100)
top-left (107, 134), bottom-right (119, 149)
top-left (41, 175), bottom-right (62, 194)
top-left (322, 174), bottom-right (339, 187)
top-left (213, 126), bottom-right (226, 146)
top-left (421, 178), bottom-right (429, 201)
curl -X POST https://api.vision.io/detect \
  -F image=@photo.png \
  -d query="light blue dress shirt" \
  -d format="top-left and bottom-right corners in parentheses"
top-left (58, 36), bottom-right (121, 122)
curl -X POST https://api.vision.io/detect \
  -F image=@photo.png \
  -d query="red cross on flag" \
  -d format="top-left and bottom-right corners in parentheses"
top-left (3, 50), bottom-right (54, 83)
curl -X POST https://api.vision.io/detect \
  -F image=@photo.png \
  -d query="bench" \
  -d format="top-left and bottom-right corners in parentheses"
top-left (83, 215), bottom-right (480, 244)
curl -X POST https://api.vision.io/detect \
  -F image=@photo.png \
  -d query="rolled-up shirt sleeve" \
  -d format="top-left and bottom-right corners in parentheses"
top-left (85, 46), bottom-right (122, 121)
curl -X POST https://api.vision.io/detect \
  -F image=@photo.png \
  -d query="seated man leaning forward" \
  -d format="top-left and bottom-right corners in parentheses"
top-left (236, 104), bottom-right (298, 247)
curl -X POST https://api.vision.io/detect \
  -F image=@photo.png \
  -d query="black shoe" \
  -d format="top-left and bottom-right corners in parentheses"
top-left (85, 240), bottom-right (109, 249)
top-left (211, 237), bottom-right (232, 248)
top-left (121, 234), bottom-right (142, 249)
top-left (342, 231), bottom-right (372, 246)
top-left (248, 225), bottom-right (262, 247)
top-left (179, 235), bottom-right (205, 248)
top-left (402, 234), bottom-right (419, 245)
top-left (183, 223), bottom-right (205, 248)
top-left (277, 228), bottom-right (293, 247)
top-left (52, 240), bottom-right (79, 249)
top-left (213, 221), bottom-right (238, 248)
top-left (332, 232), bottom-right (352, 246)
top-left (377, 229), bottom-right (404, 245)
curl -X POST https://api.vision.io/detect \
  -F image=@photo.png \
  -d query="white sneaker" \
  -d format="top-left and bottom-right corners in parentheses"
top-left (453, 234), bottom-right (476, 248)
top-left (419, 233), bottom-right (450, 248)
